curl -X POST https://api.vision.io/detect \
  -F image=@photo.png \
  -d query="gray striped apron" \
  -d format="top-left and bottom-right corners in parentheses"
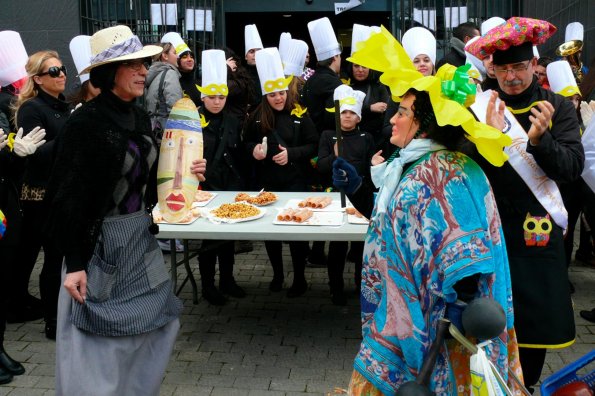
top-left (71, 210), bottom-right (183, 336)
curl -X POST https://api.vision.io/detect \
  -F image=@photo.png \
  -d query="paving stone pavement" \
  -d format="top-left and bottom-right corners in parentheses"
top-left (1, 240), bottom-right (594, 395)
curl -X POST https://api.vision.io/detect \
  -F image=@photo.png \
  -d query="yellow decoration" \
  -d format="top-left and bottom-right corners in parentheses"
top-left (175, 43), bottom-right (190, 55)
top-left (341, 77), bottom-right (351, 85)
top-left (557, 85), bottom-right (581, 98)
top-left (347, 25), bottom-right (511, 167)
top-left (291, 103), bottom-right (307, 118)
top-left (199, 113), bottom-right (210, 128)
top-left (197, 83), bottom-right (229, 97)
top-left (263, 75), bottom-right (293, 93)
top-left (6, 132), bottom-right (15, 151)
top-left (325, 96), bottom-right (357, 113)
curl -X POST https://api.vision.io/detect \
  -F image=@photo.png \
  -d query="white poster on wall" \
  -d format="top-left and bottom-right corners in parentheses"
top-left (151, 3), bottom-right (178, 25)
top-left (444, 7), bottom-right (468, 29)
top-left (185, 9), bottom-right (213, 32)
top-left (413, 8), bottom-right (436, 31)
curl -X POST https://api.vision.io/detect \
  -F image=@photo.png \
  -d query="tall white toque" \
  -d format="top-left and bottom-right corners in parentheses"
top-left (280, 39), bottom-right (308, 77)
top-left (334, 84), bottom-right (366, 120)
top-left (255, 47), bottom-right (292, 96)
top-left (565, 22), bottom-right (584, 42)
top-left (547, 60), bottom-right (581, 98)
top-left (308, 17), bottom-right (341, 62)
top-left (351, 24), bottom-right (380, 56)
top-left (402, 27), bottom-right (436, 65)
top-left (198, 49), bottom-right (228, 98)
top-left (69, 35), bottom-right (92, 84)
top-left (0, 30), bottom-right (28, 87)
top-left (279, 32), bottom-right (292, 59)
top-left (245, 24), bottom-right (264, 55)
top-left (161, 32), bottom-right (191, 55)
top-left (481, 17), bottom-right (506, 36)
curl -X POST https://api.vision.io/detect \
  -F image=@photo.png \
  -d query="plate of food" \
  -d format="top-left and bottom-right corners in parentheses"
top-left (152, 205), bottom-right (201, 224)
top-left (234, 191), bottom-right (278, 206)
top-left (346, 207), bottom-right (369, 225)
top-left (208, 202), bottom-right (266, 223)
top-left (192, 190), bottom-right (217, 207)
top-left (284, 197), bottom-right (343, 212)
top-left (273, 208), bottom-right (344, 226)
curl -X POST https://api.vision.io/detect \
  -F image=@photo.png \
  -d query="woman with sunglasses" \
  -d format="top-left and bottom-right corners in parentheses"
top-left (12, 50), bottom-right (70, 340)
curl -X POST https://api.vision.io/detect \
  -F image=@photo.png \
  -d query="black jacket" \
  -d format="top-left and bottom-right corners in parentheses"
top-left (436, 37), bottom-right (467, 69)
top-left (301, 66), bottom-right (342, 134)
top-left (16, 89), bottom-right (70, 189)
top-left (179, 69), bottom-right (202, 108)
top-left (350, 79), bottom-right (390, 145)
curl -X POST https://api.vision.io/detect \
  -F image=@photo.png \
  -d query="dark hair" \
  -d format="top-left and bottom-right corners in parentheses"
top-left (153, 42), bottom-right (174, 62)
top-left (579, 56), bottom-right (595, 101)
top-left (67, 80), bottom-right (93, 104)
top-left (453, 22), bottom-right (480, 42)
top-left (222, 46), bottom-right (257, 103)
top-left (407, 89), bottom-right (466, 150)
top-left (251, 91), bottom-right (293, 135)
top-left (537, 56), bottom-right (553, 68)
top-left (317, 57), bottom-right (333, 68)
top-left (89, 62), bottom-right (120, 92)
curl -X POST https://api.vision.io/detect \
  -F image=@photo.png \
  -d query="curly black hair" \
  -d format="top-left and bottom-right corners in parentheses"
top-left (89, 62), bottom-right (120, 92)
top-left (406, 88), bottom-right (467, 150)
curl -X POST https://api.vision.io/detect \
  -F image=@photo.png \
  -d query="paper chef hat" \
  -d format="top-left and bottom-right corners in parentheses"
top-left (280, 39), bottom-right (308, 77)
top-left (547, 60), bottom-right (581, 98)
top-left (245, 24), bottom-right (264, 55)
top-left (481, 17), bottom-right (506, 36)
top-left (255, 47), bottom-right (292, 96)
top-left (279, 32), bottom-right (292, 59)
top-left (565, 22), bottom-right (583, 42)
top-left (351, 24), bottom-right (380, 56)
top-left (0, 31), bottom-right (28, 87)
top-left (402, 27), bottom-right (436, 65)
top-left (161, 32), bottom-right (191, 55)
top-left (334, 84), bottom-right (366, 120)
top-left (533, 46), bottom-right (540, 59)
top-left (464, 36), bottom-right (486, 81)
top-left (308, 17), bottom-right (341, 62)
top-left (69, 35), bottom-right (92, 84)
top-left (198, 49), bottom-right (228, 98)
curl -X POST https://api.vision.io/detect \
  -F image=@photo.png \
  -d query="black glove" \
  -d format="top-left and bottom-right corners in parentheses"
top-left (332, 157), bottom-right (362, 194)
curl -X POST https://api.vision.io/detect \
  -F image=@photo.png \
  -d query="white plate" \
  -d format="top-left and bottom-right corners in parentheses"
top-left (207, 204), bottom-right (267, 224)
top-left (153, 206), bottom-right (201, 225)
top-left (347, 214), bottom-right (369, 225)
top-left (192, 192), bottom-right (217, 207)
top-left (273, 211), bottom-right (344, 226)
top-left (283, 198), bottom-right (345, 212)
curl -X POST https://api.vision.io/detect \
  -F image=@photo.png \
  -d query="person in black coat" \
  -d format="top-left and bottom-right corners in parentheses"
top-left (13, 50), bottom-right (70, 339)
top-left (435, 22), bottom-right (480, 69)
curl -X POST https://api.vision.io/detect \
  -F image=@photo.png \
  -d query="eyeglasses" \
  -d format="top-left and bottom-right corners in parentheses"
top-left (37, 65), bottom-right (67, 78)
top-left (121, 59), bottom-right (152, 71)
top-left (494, 61), bottom-right (530, 76)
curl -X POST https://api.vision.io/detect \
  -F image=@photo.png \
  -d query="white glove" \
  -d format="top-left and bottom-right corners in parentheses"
top-left (261, 136), bottom-right (268, 157)
top-left (71, 102), bottom-right (82, 114)
top-left (581, 101), bottom-right (595, 127)
top-left (0, 129), bottom-right (7, 150)
top-left (13, 126), bottom-right (46, 157)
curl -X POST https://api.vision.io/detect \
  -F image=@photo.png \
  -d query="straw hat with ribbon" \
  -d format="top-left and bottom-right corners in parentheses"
top-left (81, 25), bottom-right (162, 74)
top-left (347, 26), bottom-right (511, 167)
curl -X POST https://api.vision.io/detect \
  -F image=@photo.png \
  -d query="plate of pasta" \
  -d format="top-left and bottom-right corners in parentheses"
top-left (207, 202), bottom-right (266, 223)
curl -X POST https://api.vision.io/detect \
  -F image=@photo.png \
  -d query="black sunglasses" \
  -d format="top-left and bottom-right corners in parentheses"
top-left (37, 65), bottom-right (67, 78)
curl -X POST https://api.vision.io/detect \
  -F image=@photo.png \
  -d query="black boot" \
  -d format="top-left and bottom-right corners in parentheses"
top-left (202, 285), bottom-right (227, 305)
top-left (0, 346), bottom-right (25, 375)
top-left (287, 280), bottom-right (308, 298)
top-left (44, 319), bottom-right (57, 341)
top-left (219, 278), bottom-right (246, 298)
top-left (269, 277), bottom-right (284, 292)
top-left (5, 294), bottom-right (43, 323)
top-left (0, 365), bottom-right (13, 385)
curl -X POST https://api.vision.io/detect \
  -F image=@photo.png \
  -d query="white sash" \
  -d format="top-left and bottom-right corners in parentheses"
top-left (580, 119), bottom-right (595, 193)
top-left (471, 90), bottom-right (568, 231)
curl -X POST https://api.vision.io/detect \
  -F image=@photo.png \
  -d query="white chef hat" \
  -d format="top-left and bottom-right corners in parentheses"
top-left (481, 17), bottom-right (506, 36)
top-left (198, 49), bottom-right (228, 98)
top-left (547, 60), bottom-right (581, 98)
top-left (279, 32), bottom-right (292, 59)
top-left (280, 39), bottom-right (308, 77)
top-left (255, 47), bottom-right (292, 96)
top-left (351, 24), bottom-right (380, 56)
top-left (161, 32), bottom-right (191, 55)
top-left (565, 22), bottom-right (583, 42)
top-left (0, 30), bottom-right (28, 87)
top-left (308, 17), bottom-right (341, 62)
top-left (333, 84), bottom-right (366, 120)
top-left (245, 24), bottom-right (264, 55)
top-left (69, 35), bottom-right (92, 84)
top-left (402, 27), bottom-right (436, 65)
top-left (532, 46), bottom-right (540, 59)
top-left (465, 36), bottom-right (486, 81)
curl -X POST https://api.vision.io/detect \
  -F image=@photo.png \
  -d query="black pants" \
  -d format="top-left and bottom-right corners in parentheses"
top-left (518, 347), bottom-right (547, 390)
top-left (14, 200), bottom-right (63, 323)
top-left (198, 240), bottom-right (235, 288)
top-left (327, 241), bottom-right (363, 293)
top-left (264, 241), bottom-right (309, 284)
top-left (0, 244), bottom-right (17, 345)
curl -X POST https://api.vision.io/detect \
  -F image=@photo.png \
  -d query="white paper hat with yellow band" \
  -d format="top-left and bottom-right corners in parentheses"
top-left (481, 17), bottom-right (506, 36)
top-left (402, 27), bottom-right (436, 65)
top-left (245, 24), bottom-right (264, 55)
top-left (198, 49), bottom-right (228, 98)
top-left (464, 36), bottom-right (486, 81)
top-left (308, 17), bottom-right (341, 62)
top-left (333, 84), bottom-right (366, 120)
top-left (255, 47), bottom-right (292, 96)
top-left (279, 32), bottom-right (292, 59)
top-left (351, 24), bottom-right (380, 56)
top-left (69, 35), bottom-right (92, 84)
top-left (0, 30), bottom-right (28, 87)
top-left (161, 32), bottom-right (191, 56)
top-left (547, 60), bottom-right (581, 98)
top-left (280, 39), bottom-right (308, 77)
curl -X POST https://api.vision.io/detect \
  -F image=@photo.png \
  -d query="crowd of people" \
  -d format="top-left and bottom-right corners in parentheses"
top-left (0, 11), bottom-right (593, 396)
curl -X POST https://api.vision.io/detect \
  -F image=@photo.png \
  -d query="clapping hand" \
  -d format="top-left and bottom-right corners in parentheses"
top-left (13, 126), bottom-right (46, 157)
top-left (0, 129), bottom-right (7, 150)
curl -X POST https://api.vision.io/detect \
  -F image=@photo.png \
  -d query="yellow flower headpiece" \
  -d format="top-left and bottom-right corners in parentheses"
top-left (197, 83), bottom-right (229, 97)
top-left (347, 25), bottom-right (511, 167)
top-left (263, 75), bottom-right (293, 93)
top-left (291, 103), bottom-right (307, 118)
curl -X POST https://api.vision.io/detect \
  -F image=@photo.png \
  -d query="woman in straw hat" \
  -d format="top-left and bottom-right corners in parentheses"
top-left (44, 25), bottom-right (206, 395)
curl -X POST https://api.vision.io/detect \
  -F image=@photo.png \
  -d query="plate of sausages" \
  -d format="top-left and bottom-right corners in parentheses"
top-left (273, 208), bottom-right (344, 226)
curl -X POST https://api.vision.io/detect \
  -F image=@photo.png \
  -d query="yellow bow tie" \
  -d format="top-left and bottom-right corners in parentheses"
top-left (199, 113), bottom-right (210, 128)
top-left (290, 104), bottom-right (307, 118)
top-left (197, 83), bottom-right (229, 96)
top-left (263, 75), bottom-right (293, 93)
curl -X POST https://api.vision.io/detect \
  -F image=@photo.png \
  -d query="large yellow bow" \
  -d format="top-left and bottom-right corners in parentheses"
top-left (263, 75), bottom-right (293, 93)
top-left (199, 113), bottom-right (210, 128)
top-left (347, 26), bottom-right (511, 167)
top-left (291, 103), bottom-right (307, 118)
top-left (197, 83), bottom-right (229, 96)
top-left (325, 96), bottom-right (357, 113)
